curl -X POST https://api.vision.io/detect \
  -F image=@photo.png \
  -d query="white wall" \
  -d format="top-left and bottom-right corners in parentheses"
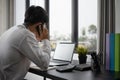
top-left (0, 0), bottom-right (8, 35)
top-left (115, 0), bottom-right (120, 33)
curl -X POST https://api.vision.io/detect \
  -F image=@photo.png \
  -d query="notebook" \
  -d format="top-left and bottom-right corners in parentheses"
top-left (49, 43), bottom-right (75, 66)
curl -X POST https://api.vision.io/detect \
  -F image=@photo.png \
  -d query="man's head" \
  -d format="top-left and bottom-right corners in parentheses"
top-left (24, 5), bottom-right (48, 26)
top-left (24, 5), bottom-right (49, 41)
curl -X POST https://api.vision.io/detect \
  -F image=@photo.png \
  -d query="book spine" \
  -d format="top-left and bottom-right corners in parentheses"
top-left (106, 33), bottom-right (110, 70)
top-left (110, 33), bottom-right (115, 71)
top-left (115, 34), bottom-right (120, 71)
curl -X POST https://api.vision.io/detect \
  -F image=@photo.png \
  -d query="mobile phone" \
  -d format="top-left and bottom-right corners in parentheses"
top-left (36, 25), bottom-right (43, 36)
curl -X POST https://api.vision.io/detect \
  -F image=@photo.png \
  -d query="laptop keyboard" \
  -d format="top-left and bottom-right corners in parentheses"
top-left (51, 60), bottom-right (66, 63)
top-left (49, 59), bottom-right (70, 66)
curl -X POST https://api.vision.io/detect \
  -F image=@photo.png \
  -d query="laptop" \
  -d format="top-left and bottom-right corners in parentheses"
top-left (49, 43), bottom-right (75, 66)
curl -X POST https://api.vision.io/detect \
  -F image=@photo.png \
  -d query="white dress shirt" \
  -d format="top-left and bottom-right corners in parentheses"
top-left (0, 25), bottom-right (51, 80)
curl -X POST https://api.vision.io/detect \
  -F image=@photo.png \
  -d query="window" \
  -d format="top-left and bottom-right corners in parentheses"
top-left (30, 0), bottom-right (45, 8)
top-left (14, 0), bottom-right (25, 25)
top-left (78, 0), bottom-right (97, 51)
top-left (49, 0), bottom-right (72, 50)
top-left (14, 0), bottom-right (45, 25)
top-left (26, 0), bottom-right (98, 52)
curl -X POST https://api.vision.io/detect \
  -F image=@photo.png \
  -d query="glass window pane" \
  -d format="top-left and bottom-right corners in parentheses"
top-left (15, 0), bottom-right (25, 25)
top-left (50, 0), bottom-right (72, 50)
top-left (30, 0), bottom-right (45, 8)
top-left (78, 0), bottom-right (97, 51)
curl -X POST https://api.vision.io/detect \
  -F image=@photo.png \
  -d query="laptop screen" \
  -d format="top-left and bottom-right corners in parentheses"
top-left (53, 43), bottom-right (75, 62)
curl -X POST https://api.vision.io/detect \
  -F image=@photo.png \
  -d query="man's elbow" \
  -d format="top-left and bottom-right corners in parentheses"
top-left (40, 61), bottom-right (50, 71)
top-left (40, 64), bottom-right (49, 71)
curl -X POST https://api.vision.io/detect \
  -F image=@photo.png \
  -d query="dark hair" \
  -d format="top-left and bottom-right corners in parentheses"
top-left (24, 5), bottom-right (48, 26)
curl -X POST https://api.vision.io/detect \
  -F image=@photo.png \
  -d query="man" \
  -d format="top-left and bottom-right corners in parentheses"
top-left (0, 5), bottom-right (51, 80)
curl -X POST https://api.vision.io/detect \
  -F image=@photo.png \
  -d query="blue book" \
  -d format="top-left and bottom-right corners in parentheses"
top-left (109, 33), bottom-right (115, 71)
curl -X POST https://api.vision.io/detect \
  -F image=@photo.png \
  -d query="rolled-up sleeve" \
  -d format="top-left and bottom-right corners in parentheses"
top-left (19, 34), bottom-right (51, 71)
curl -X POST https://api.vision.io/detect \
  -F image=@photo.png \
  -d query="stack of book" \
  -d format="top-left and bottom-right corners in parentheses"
top-left (106, 33), bottom-right (120, 72)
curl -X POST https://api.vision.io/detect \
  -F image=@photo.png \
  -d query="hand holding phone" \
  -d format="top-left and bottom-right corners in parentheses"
top-left (36, 25), bottom-right (43, 36)
top-left (40, 26), bottom-right (49, 40)
top-left (35, 24), bottom-right (49, 41)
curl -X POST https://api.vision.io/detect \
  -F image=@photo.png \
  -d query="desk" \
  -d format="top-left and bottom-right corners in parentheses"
top-left (29, 67), bottom-right (93, 80)
top-left (29, 59), bottom-right (120, 80)
top-left (29, 66), bottom-right (120, 80)
top-left (29, 54), bottom-right (120, 80)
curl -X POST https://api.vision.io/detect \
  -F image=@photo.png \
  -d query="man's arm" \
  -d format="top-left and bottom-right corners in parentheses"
top-left (19, 35), bottom-right (51, 71)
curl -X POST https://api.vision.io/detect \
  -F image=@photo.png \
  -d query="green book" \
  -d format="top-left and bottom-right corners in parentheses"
top-left (115, 34), bottom-right (120, 71)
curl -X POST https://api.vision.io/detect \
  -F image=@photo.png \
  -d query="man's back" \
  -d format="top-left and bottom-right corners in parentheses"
top-left (0, 5), bottom-right (51, 80)
top-left (0, 24), bottom-right (51, 80)
top-left (0, 25), bottom-right (31, 80)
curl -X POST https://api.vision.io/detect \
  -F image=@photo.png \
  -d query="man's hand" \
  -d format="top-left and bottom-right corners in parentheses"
top-left (39, 27), bottom-right (49, 41)
top-left (35, 24), bottom-right (49, 41)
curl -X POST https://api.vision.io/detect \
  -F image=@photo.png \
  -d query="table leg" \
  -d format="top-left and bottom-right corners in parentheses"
top-left (43, 77), bottom-right (46, 80)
